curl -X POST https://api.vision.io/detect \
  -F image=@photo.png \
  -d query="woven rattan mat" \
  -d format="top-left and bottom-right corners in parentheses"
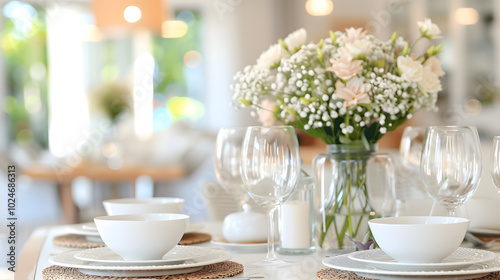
top-left (316, 268), bottom-right (500, 280)
top-left (179, 233), bottom-right (212, 245)
top-left (53, 234), bottom-right (105, 248)
top-left (42, 261), bottom-right (243, 280)
top-left (54, 232), bottom-right (211, 248)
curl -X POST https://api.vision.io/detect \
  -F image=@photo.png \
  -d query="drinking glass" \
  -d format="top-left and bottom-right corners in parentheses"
top-left (491, 136), bottom-right (500, 192)
top-left (420, 126), bottom-right (482, 216)
top-left (398, 126), bottom-right (430, 205)
top-left (399, 126), bottom-right (426, 175)
top-left (214, 127), bottom-right (250, 207)
top-left (240, 126), bottom-right (300, 266)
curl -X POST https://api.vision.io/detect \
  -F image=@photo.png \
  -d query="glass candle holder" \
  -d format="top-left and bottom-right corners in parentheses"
top-left (277, 175), bottom-right (315, 255)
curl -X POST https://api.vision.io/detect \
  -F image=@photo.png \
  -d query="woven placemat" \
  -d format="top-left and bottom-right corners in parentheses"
top-left (53, 234), bottom-right (105, 248)
top-left (316, 268), bottom-right (500, 280)
top-left (42, 261), bottom-right (243, 280)
top-left (179, 233), bottom-right (212, 245)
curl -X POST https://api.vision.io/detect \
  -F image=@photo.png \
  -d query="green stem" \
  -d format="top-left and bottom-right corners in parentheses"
top-left (409, 37), bottom-right (423, 55)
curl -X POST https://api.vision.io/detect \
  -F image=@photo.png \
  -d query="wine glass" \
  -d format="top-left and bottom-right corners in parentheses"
top-left (214, 127), bottom-right (250, 207)
top-left (491, 136), bottom-right (500, 192)
top-left (420, 126), bottom-right (482, 216)
top-left (240, 126), bottom-right (300, 266)
top-left (399, 126), bottom-right (426, 175)
top-left (398, 126), bottom-right (432, 208)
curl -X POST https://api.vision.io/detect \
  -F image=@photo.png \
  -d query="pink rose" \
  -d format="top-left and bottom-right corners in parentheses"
top-left (327, 55), bottom-right (363, 80)
top-left (257, 99), bottom-right (278, 127)
top-left (333, 78), bottom-right (371, 108)
top-left (424, 56), bottom-right (445, 77)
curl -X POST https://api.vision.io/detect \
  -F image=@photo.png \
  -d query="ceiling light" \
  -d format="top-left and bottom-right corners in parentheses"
top-left (305, 0), bottom-right (334, 16)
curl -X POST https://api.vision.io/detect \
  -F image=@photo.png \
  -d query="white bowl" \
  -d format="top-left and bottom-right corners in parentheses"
top-left (466, 198), bottom-right (500, 229)
top-left (94, 213), bottom-right (189, 261)
top-left (368, 216), bottom-right (469, 264)
top-left (103, 197), bottom-right (184, 215)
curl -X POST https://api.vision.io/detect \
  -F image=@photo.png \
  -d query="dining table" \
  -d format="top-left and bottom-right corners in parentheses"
top-left (15, 221), bottom-right (329, 280)
top-left (15, 220), bottom-right (500, 280)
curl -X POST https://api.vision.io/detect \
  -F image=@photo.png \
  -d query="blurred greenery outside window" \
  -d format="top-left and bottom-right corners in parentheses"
top-left (87, 10), bottom-right (206, 132)
top-left (1, 1), bottom-right (49, 148)
top-left (1, 2), bottom-right (205, 150)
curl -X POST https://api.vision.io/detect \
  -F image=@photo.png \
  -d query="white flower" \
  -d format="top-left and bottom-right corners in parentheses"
top-left (333, 78), bottom-right (371, 108)
top-left (284, 28), bottom-right (307, 53)
top-left (327, 54), bottom-right (363, 80)
top-left (418, 18), bottom-right (441, 39)
top-left (424, 56), bottom-right (445, 77)
top-left (397, 56), bottom-right (423, 82)
top-left (418, 67), bottom-right (442, 94)
top-left (344, 27), bottom-right (367, 43)
top-left (339, 39), bottom-right (373, 59)
top-left (257, 99), bottom-right (278, 126)
top-left (256, 44), bottom-right (290, 70)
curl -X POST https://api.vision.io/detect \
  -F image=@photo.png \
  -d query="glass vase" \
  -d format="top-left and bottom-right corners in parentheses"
top-left (313, 144), bottom-right (397, 253)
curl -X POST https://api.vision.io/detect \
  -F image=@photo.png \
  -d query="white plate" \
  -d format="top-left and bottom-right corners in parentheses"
top-left (74, 246), bottom-right (211, 265)
top-left (79, 266), bottom-right (202, 277)
top-left (66, 223), bottom-right (100, 236)
top-left (469, 227), bottom-right (500, 237)
top-left (348, 248), bottom-right (496, 271)
top-left (49, 248), bottom-right (232, 272)
top-left (84, 236), bottom-right (103, 243)
top-left (211, 238), bottom-right (266, 253)
top-left (323, 252), bottom-right (500, 280)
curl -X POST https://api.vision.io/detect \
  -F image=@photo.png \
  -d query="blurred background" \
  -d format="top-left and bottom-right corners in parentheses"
top-left (1, 0), bottom-right (500, 261)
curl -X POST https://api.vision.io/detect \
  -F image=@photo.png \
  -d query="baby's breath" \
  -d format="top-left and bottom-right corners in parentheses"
top-left (231, 25), bottom-right (443, 145)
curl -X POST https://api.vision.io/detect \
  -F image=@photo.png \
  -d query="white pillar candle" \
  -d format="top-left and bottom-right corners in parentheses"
top-left (281, 200), bottom-right (311, 249)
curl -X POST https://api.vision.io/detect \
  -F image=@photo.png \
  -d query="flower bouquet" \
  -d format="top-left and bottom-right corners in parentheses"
top-left (231, 19), bottom-right (444, 250)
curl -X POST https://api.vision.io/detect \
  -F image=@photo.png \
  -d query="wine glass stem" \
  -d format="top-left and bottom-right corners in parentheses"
top-left (265, 207), bottom-right (278, 262)
top-left (446, 206), bottom-right (456, 217)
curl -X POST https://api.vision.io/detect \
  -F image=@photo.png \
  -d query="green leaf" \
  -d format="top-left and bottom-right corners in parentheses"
top-left (285, 107), bottom-right (298, 116)
top-left (402, 41), bottom-right (409, 56)
top-left (434, 43), bottom-right (444, 55)
top-left (317, 42), bottom-right (324, 62)
top-left (300, 97), bottom-right (311, 105)
top-left (391, 32), bottom-right (397, 43)
top-left (364, 122), bottom-right (379, 143)
top-left (426, 45), bottom-right (435, 57)
top-left (238, 99), bottom-right (252, 106)
top-left (387, 117), bottom-right (408, 132)
top-left (329, 31), bottom-right (337, 43)
top-left (361, 132), bottom-right (370, 150)
top-left (278, 39), bottom-right (288, 51)
top-left (373, 58), bottom-right (385, 69)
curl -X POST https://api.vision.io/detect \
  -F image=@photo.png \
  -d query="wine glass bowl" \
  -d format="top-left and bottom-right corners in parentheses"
top-left (399, 126), bottom-right (426, 175)
top-left (240, 126), bottom-right (301, 266)
top-left (420, 126), bottom-right (482, 216)
top-left (491, 136), bottom-right (500, 192)
top-left (214, 127), bottom-right (250, 206)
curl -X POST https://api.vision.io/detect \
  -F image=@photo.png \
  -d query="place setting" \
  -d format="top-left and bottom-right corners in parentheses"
top-left (319, 216), bottom-right (500, 280)
top-left (44, 213), bottom-right (240, 279)
top-left (318, 126), bottom-right (500, 279)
